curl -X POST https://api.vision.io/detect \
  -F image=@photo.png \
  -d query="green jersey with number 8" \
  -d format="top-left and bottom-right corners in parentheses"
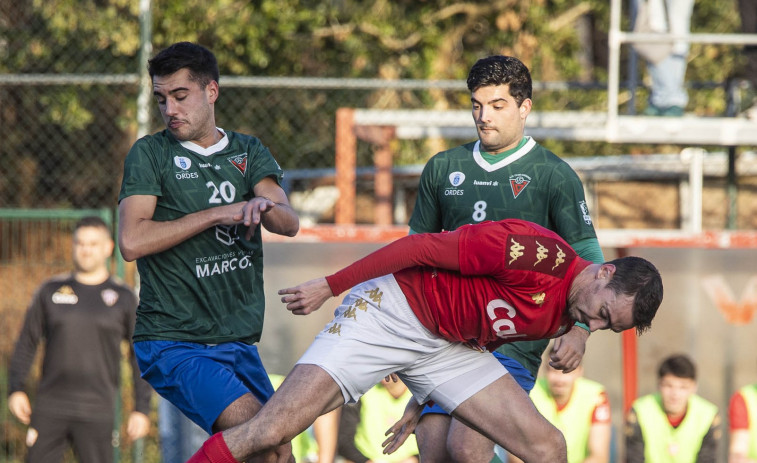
top-left (408, 136), bottom-right (598, 376)
top-left (119, 129), bottom-right (283, 345)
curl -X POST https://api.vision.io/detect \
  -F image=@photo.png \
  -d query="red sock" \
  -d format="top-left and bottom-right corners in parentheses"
top-left (186, 433), bottom-right (239, 463)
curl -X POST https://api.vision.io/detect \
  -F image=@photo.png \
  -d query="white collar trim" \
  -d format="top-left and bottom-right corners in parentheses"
top-left (472, 136), bottom-right (535, 172)
top-left (179, 128), bottom-right (229, 157)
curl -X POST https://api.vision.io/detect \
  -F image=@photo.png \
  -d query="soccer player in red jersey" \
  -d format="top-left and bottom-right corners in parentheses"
top-left (188, 218), bottom-right (663, 463)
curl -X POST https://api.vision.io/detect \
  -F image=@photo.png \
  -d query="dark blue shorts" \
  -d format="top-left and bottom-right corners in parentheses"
top-left (134, 340), bottom-right (274, 433)
top-left (420, 352), bottom-right (535, 416)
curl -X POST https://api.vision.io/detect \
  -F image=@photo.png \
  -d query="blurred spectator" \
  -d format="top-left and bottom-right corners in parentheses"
top-left (625, 354), bottom-right (720, 463)
top-left (7, 216), bottom-right (152, 463)
top-left (338, 377), bottom-right (419, 463)
top-left (158, 396), bottom-right (207, 463)
top-left (634, 0), bottom-right (695, 116)
top-left (728, 382), bottom-right (757, 463)
top-left (529, 363), bottom-right (611, 463)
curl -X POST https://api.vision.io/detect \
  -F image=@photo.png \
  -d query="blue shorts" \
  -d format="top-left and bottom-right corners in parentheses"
top-left (134, 340), bottom-right (275, 434)
top-left (420, 352), bottom-right (535, 416)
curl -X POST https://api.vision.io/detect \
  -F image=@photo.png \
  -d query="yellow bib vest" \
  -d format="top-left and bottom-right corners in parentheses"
top-left (354, 384), bottom-right (419, 462)
top-left (737, 384), bottom-right (757, 459)
top-left (530, 377), bottom-right (607, 463)
top-left (632, 393), bottom-right (718, 463)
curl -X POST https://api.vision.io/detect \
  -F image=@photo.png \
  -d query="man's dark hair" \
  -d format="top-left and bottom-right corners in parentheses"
top-left (658, 354), bottom-right (696, 380)
top-left (605, 256), bottom-right (663, 335)
top-left (74, 216), bottom-right (110, 233)
top-left (466, 55), bottom-right (532, 106)
top-left (148, 42), bottom-right (219, 88)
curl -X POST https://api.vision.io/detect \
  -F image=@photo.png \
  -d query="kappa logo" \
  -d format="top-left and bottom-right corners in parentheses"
top-left (228, 153), bottom-right (248, 176)
top-left (509, 174), bottom-right (531, 198)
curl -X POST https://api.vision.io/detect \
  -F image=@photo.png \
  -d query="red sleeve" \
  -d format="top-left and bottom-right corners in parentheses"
top-left (729, 392), bottom-right (750, 430)
top-left (592, 391), bottom-right (612, 424)
top-left (326, 231), bottom-right (460, 296)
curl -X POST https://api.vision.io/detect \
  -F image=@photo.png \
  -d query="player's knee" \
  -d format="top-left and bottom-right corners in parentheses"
top-left (447, 440), bottom-right (491, 463)
top-left (523, 427), bottom-right (566, 463)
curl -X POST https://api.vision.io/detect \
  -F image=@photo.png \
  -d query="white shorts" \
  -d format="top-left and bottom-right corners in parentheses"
top-left (296, 274), bottom-right (507, 412)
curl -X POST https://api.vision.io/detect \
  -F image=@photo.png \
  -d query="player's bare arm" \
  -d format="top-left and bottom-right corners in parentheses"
top-left (248, 176), bottom-right (299, 239)
top-left (118, 194), bottom-right (252, 261)
top-left (278, 277), bottom-right (333, 315)
top-left (548, 324), bottom-right (590, 372)
top-left (729, 430), bottom-right (756, 463)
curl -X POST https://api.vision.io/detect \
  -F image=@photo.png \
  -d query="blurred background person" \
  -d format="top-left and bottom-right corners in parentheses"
top-left (158, 396), bottom-right (207, 463)
top-left (634, 0), bottom-right (695, 116)
top-left (338, 377), bottom-right (419, 463)
top-left (7, 216), bottom-right (152, 463)
top-left (728, 381), bottom-right (757, 463)
top-left (625, 354), bottom-right (720, 462)
top-left (510, 361), bottom-right (611, 463)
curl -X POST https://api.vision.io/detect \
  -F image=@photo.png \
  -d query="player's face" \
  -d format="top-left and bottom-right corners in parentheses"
top-left (659, 374), bottom-right (696, 417)
top-left (153, 67), bottom-right (219, 147)
top-left (72, 226), bottom-right (113, 275)
top-left (568, 264), bottom-right (635, 333)
top-left (470, 84), bottom-right (531, 154)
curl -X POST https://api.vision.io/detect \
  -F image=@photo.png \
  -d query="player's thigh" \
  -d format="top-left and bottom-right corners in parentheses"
top-left (26, 414), bottom-right (72, 463)
top-left (224, 364), bottom-right (344, 454)
top-left (69, 418), bottom-right (114, 463)
top-left (447, 418), bottom-right (496, 463)
top-left (414, 412), bottom-right (453, 463)
top-left (451, 374), bottom-right (565, 462)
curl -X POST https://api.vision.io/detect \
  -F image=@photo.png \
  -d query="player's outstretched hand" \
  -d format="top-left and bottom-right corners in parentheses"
top-left (382, 398), bottom-right (424, 455)
top-left (279, 277), bottom-right (333, 315)
top-left (549, 324), bottom-right (589, 373)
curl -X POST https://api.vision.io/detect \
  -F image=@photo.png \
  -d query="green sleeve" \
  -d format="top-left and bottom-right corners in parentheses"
top-left (570, 237), bottom-right (605, 264)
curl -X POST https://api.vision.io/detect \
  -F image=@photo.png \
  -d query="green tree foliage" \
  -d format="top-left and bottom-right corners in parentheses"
top-left (0, 0), bottom-right (749, 206)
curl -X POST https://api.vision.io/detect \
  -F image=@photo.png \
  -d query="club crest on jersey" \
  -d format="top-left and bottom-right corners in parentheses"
top-left (101, 289), bottom-right (119, 307)
top-left (174, 156), bottom-right (192, 170)
top-left (449, 172), bottom-right (466, 187)
top-left (228, 153), bottom-right (248, 176)
top-left (509, 174), bottom-right (531, 198)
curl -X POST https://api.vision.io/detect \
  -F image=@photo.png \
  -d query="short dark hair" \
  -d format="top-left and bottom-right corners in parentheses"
top-left (148, 42), bottom-right (220, 88)
top-left (658, 354), bottom-right (696, 380)
top-left (605, 256), bottom-right (663, 335)
top-left (74, 216), bottom-right (110, 233)
top-left (466, 55), bottom-right (532, 106)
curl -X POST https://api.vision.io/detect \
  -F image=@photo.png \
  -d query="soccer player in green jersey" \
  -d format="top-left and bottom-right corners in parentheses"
top-left (117, 42), bottom-right (298, 462)
top-left (407, 55), bottom-right (605, 463)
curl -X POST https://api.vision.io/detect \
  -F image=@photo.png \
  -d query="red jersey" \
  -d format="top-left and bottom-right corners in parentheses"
top-left (326, 219), bottom-right (590, 351)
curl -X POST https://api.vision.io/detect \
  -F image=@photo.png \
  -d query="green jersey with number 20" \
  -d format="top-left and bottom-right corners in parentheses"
top-left (119, 129), bottom-right (283, 345)
top-left (408, 137), bottom-right (598, 377)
